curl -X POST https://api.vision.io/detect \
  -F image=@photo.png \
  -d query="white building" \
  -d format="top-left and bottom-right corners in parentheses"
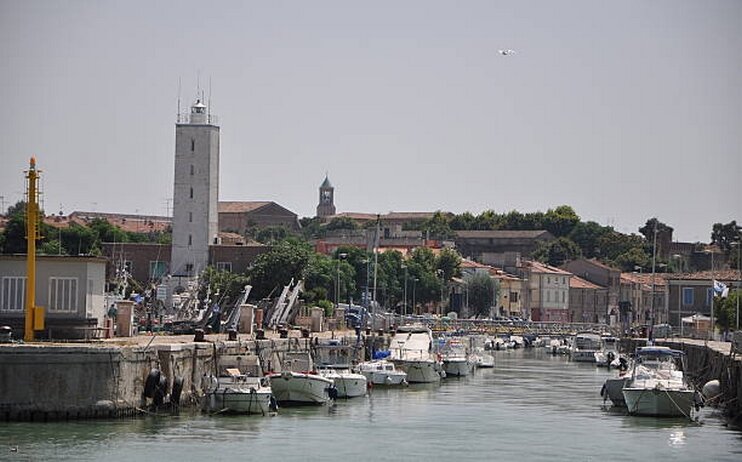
top-left (0, 255), bottom-right (107, 337)
top-left (170, 99), bottom-right (220, 277)
top-left (524, 261), bottom-right (572, 322)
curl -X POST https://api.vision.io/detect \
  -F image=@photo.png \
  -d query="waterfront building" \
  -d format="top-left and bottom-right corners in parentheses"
top-left (0, 255), bottom-right (106, 338)
top-left (520, 260), bottom-right (572, 322)
top-left (454, 230), bottom-right (554, 270)
top-left (170, 98), bottom-right (220, 278)
top-left (568, 275), bottom-right (608, 324)
top-left (562, 258), bottom-right (620, 324)
top-left (619, 272), bottom-right (668, 329)
top-left (664, 270), bottom-right (740, 336)
top-left (218, 201), bottom-right (301, 234)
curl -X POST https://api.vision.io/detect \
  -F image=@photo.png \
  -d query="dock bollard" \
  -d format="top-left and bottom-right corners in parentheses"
top-left (194, 329), bottom-right (205, 342)
top-left (256, 329), bottom-right (265, 340)
top-left (279, 328), bottom-right (288, 339)
top-left (227, 329), bottom-right (237, 341)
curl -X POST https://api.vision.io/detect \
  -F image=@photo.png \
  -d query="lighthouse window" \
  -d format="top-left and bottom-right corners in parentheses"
top-left (190, 165), bottom-right (194, 175)
top-left (188, 234), bottom-right (192, 246)
top-left (189, 212), bottom-right (192, 223)
top-left (191, 139), bottom-right (195, 152)
top-left (190, 187), bottom-right (193, 199)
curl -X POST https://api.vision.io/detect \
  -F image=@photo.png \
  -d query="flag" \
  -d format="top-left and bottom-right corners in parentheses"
top-left (713, 280), bottom-right (730, 298)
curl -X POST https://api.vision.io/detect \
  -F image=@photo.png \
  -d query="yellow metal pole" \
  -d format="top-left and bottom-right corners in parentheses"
top-left (24, 157), bottom-right (38, 342)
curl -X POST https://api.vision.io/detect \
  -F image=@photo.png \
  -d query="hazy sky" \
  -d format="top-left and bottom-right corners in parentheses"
top-left (1, 1), bottom-right (740, 242)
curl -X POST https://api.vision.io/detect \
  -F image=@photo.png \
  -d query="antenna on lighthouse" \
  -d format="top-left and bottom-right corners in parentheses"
top-left (177, 76), bottom-right (182, 120)
top-left (208, 76), bottom-right (212, 122)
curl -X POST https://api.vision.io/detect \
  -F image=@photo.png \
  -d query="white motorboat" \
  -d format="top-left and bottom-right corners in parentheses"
top-left (594, 336), bottom-right (620, 367)
top-left (268, 352), bottom-right (334, 405)
top-left (470, 348), bottom-right (495, 368)
top-left (389, 325), bottom-right (444, 383)
top-left (622, 346), bottom-right (698, 417)
top-left (202, 355), bottom-right (276, 415)
top-left (318, 365), bottom-right (368, 398)
top-left (570, 332), bottom-right (603, 363)
top-left (440, 339), bottom-right (473, 377)
top-left (355, 360), bottom-right (408, 386)
top-left (203, 369), bottom-right (276, 415)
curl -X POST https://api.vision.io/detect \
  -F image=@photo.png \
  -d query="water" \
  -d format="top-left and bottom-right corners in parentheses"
top-left (3, 349), bottom-right (741, 461)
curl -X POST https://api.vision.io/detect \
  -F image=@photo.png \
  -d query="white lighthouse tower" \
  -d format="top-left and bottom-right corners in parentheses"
top-left (170, 98), bottom-right (219, 278)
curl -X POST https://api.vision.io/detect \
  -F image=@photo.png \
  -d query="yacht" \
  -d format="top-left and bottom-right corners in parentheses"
top-left (622, 346), bottom-right (698, 417)
top-left (570, 332), bottom-right (603, 363)
top-left (389, 325), bottom-right (444, 383)
top-left (318, 365), bottom-right (368, 398)
top-left (355, 360), bottom-right (408, 386)
top-left (268, 352), bottom-right (335, 405)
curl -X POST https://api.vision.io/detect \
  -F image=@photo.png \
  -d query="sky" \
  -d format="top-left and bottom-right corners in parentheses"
top-left (0, 0), bottom-right (740, 242)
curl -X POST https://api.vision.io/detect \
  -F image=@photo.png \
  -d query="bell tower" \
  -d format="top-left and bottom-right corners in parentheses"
top-left (316, 174), bottom-right (336, 219)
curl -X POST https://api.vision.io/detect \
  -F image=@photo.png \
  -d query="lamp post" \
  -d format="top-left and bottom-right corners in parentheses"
top-left (412, 277), bottom-right (418, 315)
top-left (336, 252), bottom-right (347, 311)
top-left (401, 263), bottom-right (407, 317)
top-left (704, 248), bottom-right (716, 342)
top-left (672, 254), bottom-right (683, 337)
top-left (732, 242), bottom-right (741, 331)
top-left (436, 269), bottom-right (444, 316)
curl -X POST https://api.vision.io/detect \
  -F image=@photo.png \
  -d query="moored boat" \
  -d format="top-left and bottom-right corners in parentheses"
top-left (389, 325), bottom-right (444, 383)
top-left (621, 346), bottom-right (698, 417)
top-left (268, 352), bottom-right (335, 405)
top-left (356, 360), bottom-right (408, 386)
top-left (318, 366), bottom-right (368, 398)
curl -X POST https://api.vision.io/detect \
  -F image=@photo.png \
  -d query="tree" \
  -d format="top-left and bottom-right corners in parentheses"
top-left (199, 266), bottom-right (250, 307)
top-left (325, 216), bottom-right (358, 231)
top-left (533, 237), bottom-right (581, 267)
top-left (421, 211), bottom-right (455, 240)
top-left (543, 205), bottom-right (580, 237)
top-left (250, 225), bottom-right (291, 244)
top-left (465, 272), bottom-right (496, 318)
top-left (435, 247), bottom-right (462, 281)
top-left (613, 247), bottom-right (651, 272)
top-left (568, 221), bottom-right (612, 258)
top-left (715, 290), bottom-right (740, 333)
top-left (246, 238), bottom-right (314, 299)
top-left (711, 221), bottom-right (741, 254)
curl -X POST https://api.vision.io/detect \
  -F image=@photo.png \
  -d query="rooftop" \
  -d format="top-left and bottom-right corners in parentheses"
top-left (455, 230), bottom-right (553, 239)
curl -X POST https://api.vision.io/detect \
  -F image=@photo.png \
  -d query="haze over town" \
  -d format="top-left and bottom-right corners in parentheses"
top-left (1, 0), bottom-right (740, 242)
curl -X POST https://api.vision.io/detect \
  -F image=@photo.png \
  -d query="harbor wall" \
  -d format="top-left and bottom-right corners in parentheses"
top-left (0, 335), bottom-right (372, 422)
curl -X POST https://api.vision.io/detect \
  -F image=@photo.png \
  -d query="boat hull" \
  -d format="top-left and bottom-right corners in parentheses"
top-left (571, 350), bottom-right (598, 363)
top-left (268, 372), bottom-right (333, 405)
top-left (204, 389), bottom-right (273, 415)
top-left (602, 376), bottom-right (629, 407)
top-left (623, 387), bottom-right (695, 417)
top-left (394, 360), bottom-right (442, 383)
top-left (330, 374), bottom-right (368, 398)
top-left (443, 359), bottom-right (471, 377)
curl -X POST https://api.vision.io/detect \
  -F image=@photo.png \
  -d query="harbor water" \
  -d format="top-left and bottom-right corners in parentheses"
top-left (3, 348), bottom-right (741, 461)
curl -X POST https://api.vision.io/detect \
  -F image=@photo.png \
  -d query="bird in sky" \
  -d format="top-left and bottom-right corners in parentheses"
top-left (498, 49), bottom-right (516, 56)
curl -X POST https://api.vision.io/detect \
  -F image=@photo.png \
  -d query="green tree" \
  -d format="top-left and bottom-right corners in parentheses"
top-left (465, 272), bottom-right (496, 318)
top-left (543, 205), bottom-right (580, 237)
top-left (568, 221), bottom-right (611, 258)
top-left (711, 221), bottom-right (741, 254)
top-left (613, 247), bottom-right (651, 272)
top-left (421, 211), bottom-right (455, 240)
top-left (199, 266), bottom-right (250, 307)
top-left (326, 216), bottom-right (358, 231)
top-left (435, 247), bottom-right (462, 281)
top-left (250, 225), bottom-right (291, 244)
top-left (533, 237), bottom-right (582, 266)
top-left (450, 212), bottom-right (476, 230)
top-left (246, 238), bottom-right (314, 299)
top-left (715, 290), bottom-right (740, 333)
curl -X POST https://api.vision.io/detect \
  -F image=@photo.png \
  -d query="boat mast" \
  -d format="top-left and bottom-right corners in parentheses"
top-left (649, 221), bottom-right (657, 343)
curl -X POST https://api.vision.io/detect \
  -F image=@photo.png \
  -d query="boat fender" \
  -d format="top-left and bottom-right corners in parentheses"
top-left (153, 375), bottom-right (167, 407)
top-left (600, 383), bottom-right (606, 397)
top-left (144, 369), bottom-right (161, 398)
top-left (171, 377), bottom-right (184, 405)
top-left (327, 386), bottom-right (338, 400)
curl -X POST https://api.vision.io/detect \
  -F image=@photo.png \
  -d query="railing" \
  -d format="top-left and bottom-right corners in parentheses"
top-left (176, 113), bottom-right (219, 125)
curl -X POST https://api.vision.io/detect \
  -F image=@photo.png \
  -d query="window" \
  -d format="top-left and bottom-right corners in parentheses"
top-left (185, 263), bottom-right (194, 275)
top-left (188, 234), bottom-right (192, 246)
top-left (149, 261), bottom-right (167, 279)
top-left (189, 211), bottom-right (192, 223)
top-left (510, 292), bottom-right (518, 303)
top-left (189, 187), bottom-right (193, 199)
top-left (1, 277), bottom-right (26, 312)
top-left (706, 288), bottom-right (713, 307)
top-left (190, 164), bottom-right (194, 175)
top-left (682, 287), bottom-right (694, 306)
top-left (562, 291), bottom-right (565, 303)
top-left (216, 262), bottom-right (232, 272)
top-left (191, 138), bottom-right (195, 152)
top-left (48, 277), bottom-right (77, 313)
top-left (547, 276), bottom-right (551, 284)
top-left (546, 291), bottom-right (551, 302)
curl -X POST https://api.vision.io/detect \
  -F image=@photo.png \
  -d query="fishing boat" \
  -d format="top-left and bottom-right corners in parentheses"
top-left (389, 325), bottom-right (444, 383)
top-left (267, 352), bottom-right (334, 405)
top-left (318, 365), bottom-right (368, 398)
top-left (622, 346), bottom-right (698, 417)
top-left (355, 359), bottom-right (408, 386)
top-left (470, 348), bottom-right (495, 368)
top-left (202, 355), bottom-right (276, 415)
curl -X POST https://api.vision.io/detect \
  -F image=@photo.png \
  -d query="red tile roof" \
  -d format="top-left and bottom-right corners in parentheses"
top-left (665, 270), bottom-right (741, 282)
top-left (218, 201), bottom-right (273, 213)
top-left (570, 275), bottom-right (604, 289)
top-left (527, 260), bottom-right (572, 275)
top-left (455, 230), bottom-right (552, 239)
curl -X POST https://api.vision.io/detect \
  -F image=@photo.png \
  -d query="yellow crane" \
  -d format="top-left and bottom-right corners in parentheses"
top-left (24, 157), bottom-right (44, 342)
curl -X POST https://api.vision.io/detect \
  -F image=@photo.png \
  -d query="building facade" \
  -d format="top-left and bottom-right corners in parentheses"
top-left (171, 99), bottom-right (220, 277)
top-left (0, 255), bottom-right (107, 338)
top-left (562, 258), bottom-right (620, 324)
top-left (522, 261), bottom-right (572, 322)
top-left (569, 275), bottom-right (608, 324)
top-left (219, 201), bottom-right (300, 234)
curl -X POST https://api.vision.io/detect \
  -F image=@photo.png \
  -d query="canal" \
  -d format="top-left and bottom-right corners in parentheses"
top-left (2, 348), bottom-right (741, 461)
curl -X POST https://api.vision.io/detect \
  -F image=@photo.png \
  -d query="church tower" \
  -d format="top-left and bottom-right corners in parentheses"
top-left (316, 175), bottom-right (336, 219)
top-left (170, 98), bottom-right (219, 277)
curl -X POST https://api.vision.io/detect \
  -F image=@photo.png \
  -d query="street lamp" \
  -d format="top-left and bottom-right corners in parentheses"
top-left (436, 269), bottom-right (445, 316)
top-left (412, 277), bottom-right (418, 315)
top-left (336, 252), bottom-right (348, 310)
top-left (731, 242), bottom-right (740, 331)
top-left (401, 263), bottom-right (407, 317)
top-left (672, 254), bottom-right (683, 337)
